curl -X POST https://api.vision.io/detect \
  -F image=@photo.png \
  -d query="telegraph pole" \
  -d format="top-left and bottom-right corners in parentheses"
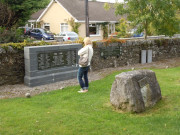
top-left (85, 0), bottom-right (89, 37)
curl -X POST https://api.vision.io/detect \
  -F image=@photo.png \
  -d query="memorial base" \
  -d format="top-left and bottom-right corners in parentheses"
top-left (24, 69), bottom-right (78, 87)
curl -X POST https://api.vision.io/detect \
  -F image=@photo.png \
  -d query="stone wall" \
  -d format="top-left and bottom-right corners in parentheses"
top-left (91, 38), bottom-right (180, 70)
top-left (0, 38), bottom-right (180, 86)
top-left (0, 46), bottom-right (24, 85)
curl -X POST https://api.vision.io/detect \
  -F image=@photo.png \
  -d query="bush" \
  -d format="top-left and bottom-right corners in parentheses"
top-left (102, 36), bottom-right (126, 45)
top-left (0, 40), bottom-right (57, 50)
top-left (0, 27), bottom-right (25, 43)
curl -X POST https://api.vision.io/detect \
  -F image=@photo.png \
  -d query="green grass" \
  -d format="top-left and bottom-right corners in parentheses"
top-left (0, 67), bottom-right (180, 135)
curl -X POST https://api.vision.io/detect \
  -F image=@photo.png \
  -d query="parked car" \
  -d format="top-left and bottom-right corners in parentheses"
top-left (57, 31), bottom-right (78, 41)
top-left (133, 32), bottom-right (144, 37)
top-left (29, 28), bottom-right (54, 40)
top-left (129, 28), bottom-right (144, 37)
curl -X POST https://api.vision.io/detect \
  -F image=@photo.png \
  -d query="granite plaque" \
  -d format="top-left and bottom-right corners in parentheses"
top-left (100, 46), bottom-right (122, 58)
top-left (37, 49), bottom-right (76, 70)
top-left (141, 50), bottom-right (147, 64)
top-left (147, 50), bottom-right (152, 63)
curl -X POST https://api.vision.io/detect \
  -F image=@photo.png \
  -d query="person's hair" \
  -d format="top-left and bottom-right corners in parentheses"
top-left (84, 37), bottom-right (92, 46)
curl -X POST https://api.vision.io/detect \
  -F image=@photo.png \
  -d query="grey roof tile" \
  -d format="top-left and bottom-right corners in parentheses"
top-left (31, 0), bottom-right (120, 22)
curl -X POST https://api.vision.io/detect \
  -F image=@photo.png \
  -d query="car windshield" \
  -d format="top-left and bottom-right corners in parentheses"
top-left (40, 29), bottom-right (52, 34)
top-left (67, 33), bottom-right (77, 36)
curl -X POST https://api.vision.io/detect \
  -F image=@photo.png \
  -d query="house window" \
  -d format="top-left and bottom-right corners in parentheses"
top-left (60, 23), bottom-right (68, 32)
top-left (89, 23), bottom-right (100, 35)
top-left (108, 24), bottom-right (115, 35)
top-left (44, 23), bottom-right (50, 31)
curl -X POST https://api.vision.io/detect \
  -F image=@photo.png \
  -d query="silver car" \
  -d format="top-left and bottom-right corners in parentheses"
top-left (57, 31), bottom-right (79, 41)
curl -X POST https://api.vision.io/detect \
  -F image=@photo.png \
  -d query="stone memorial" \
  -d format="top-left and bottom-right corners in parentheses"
top-left (100, 45), bottom-right (123, 59)
top-left (147, 50), bottom-right (152, 63)
top-left (141, 50), bottom-right (147, 64)
top-left (24, 44), bottom-right (82, 87)
top-left (110, 70), bottom-right (162, 113)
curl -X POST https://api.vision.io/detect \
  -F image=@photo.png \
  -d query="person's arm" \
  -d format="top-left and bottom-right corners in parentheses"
top-left (78, 47), bottom-right (87, 56)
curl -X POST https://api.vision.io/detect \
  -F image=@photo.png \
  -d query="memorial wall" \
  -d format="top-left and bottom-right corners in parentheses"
top-left (24, 44), bottom-right (81, 87)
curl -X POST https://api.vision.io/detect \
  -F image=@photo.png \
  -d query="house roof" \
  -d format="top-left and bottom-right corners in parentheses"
top-left (57, 0), bottom-right (120, 22)
top-left (30, 0), bottom-right (121, 22)
top-left (31, 8), bottom-right (45, 20)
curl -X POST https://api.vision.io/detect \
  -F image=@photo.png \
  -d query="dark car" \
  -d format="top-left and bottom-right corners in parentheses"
top-left (29, 28), bottom-right (54, 40)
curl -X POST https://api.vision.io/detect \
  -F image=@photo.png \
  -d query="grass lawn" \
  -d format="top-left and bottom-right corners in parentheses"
top-left (0, 67), bottom-right (180, 135)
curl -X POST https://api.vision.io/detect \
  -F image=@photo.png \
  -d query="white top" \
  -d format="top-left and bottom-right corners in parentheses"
top-left (78, 45), bottom-right (93, 67)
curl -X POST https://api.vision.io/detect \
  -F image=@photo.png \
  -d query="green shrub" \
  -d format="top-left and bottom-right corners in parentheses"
top-left (0, 27), bottom-right (25, 43)
top-left (0, 40), bottom-right (57, 50)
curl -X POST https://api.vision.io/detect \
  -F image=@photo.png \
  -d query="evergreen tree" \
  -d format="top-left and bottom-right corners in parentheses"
top-left (0, 0), bottom-right (49, 28)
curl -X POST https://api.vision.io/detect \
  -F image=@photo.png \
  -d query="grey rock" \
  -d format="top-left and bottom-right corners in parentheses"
top-left (7, 46), bottom-right (17, 53)
top-left (110, 70), bottom-right (162, 113)
top-left (0, 47), bottom-right (6, 54)
top-left (25, 93), bottom-right (31, 98)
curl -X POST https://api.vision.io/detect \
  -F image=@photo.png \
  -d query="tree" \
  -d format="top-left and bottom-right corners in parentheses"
top-left (116, 18), bottom-right (130, 38)
top-left (0, 0), bottom-right (48, 28)
top-left (114, 0), bottom-right (180, 39)
top-left (67, 18), bottom-right (81, 34)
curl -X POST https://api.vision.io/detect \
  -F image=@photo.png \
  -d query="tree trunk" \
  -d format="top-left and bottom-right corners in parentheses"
top-left (144, 21), bottom-right (148, 39)
top-left (144, 28), bottom-right (147, 39)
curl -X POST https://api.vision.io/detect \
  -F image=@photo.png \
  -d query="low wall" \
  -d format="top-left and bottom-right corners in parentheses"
top-left (91, 38), bottom-right (180, 70)
top-left (0, 47), bottom-right (24, 86)
top-left (0, 38), bottom-right (180, 86)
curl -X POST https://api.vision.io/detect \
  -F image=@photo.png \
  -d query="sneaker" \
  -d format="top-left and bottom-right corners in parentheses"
top-left (78, 89), bottom-right (88, 93)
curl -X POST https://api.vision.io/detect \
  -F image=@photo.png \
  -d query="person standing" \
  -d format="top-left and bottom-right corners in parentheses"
top-left (77, 37), bottom-right (93, 93)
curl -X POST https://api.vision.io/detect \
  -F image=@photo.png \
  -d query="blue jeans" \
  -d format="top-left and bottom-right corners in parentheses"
top-left (77, 66), bottom-right (89, 90)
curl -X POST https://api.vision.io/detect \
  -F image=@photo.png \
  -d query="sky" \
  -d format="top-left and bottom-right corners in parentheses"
top-left (95, 0), bottom-right (124, 3)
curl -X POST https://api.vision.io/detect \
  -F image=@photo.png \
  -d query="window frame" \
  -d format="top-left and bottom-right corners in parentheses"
top-left (89, 23), bottom-right (100, 36)
top-left (60, 23), bottom-right (68, 33)
top-left (43, 23), bottom-right (50, 31)
top-left (108, 23), bottom-right (115, 35)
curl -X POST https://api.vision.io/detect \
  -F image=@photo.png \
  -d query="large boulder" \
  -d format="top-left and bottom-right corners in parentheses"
top-left (110, 70), bottom-right (162, 113)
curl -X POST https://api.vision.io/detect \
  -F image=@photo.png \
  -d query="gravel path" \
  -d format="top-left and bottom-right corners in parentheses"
top-left (0, 58), bottom-right (180, 99)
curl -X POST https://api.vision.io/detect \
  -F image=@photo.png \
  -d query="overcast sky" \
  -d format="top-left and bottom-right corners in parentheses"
top-left (95, 0), bottom-right (124, 3)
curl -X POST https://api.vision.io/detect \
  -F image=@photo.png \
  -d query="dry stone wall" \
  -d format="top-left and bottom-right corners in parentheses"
top-left (0, 38), bottom-right (180, 86)
top-left (91, 38), bottom-right (180, 70)
top-left (0, 46), bottom-right (24, 85)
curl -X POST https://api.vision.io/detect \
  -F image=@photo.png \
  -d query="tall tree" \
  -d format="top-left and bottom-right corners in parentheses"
top-left (67, 18), bottom-right (81, 34)
top-left (114, 0), bottom-right (180, 39)
top-left (0, 0), bottom-right (48, 28)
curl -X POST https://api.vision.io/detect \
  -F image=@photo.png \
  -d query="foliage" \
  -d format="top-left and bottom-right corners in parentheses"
top-left (0, 27), bottom-right (25, 43)
top-left (104, 2), bottom-right (111, 11)
top-left (0, 40), bottom-right (57, 50)
top-left (100, 22), bottom-right (109, 39)
top-left (0, 67), bottom-right (180, 134)
top-left (67, 18), bottom-right (81, 34)
top-left (114, 0), bottom-right (180, 39)
top-left (0, 0), bottom-right (48, 28)
top-left (75, 37), bottom-right (97, 47)
top-left (102, 36), bottom-right (126, 45)
top-left (75, 37), bottom-right (84, 45)
top-left (116, 18), bottom-right (131, 38)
